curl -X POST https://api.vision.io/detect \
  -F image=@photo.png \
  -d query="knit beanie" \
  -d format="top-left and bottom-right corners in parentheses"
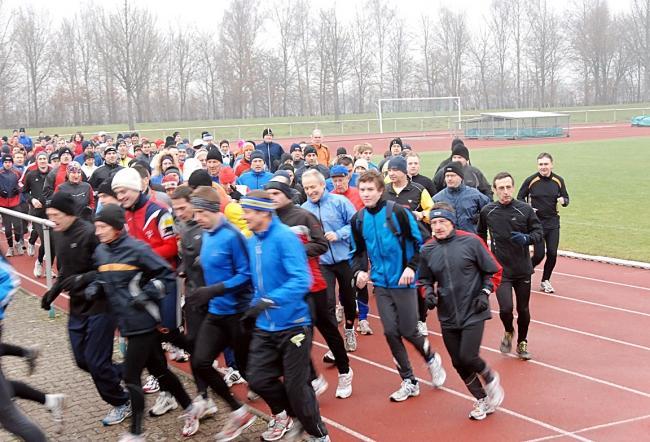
top-left (262, 128), bottom-right (273, 138)
top-left (264, 171), bottom-right (293, 199)
top-left (303, 146), bottom-right (317, 157)
top-left (219, 167), bottom-right (237, 185)
top-left (188, 169), bottom-right (213, 189)
top-left (162, 173), bottom-right (180, 190)
top-left (206, 148), bottom-right (223, 163)
top-left (111, 167), bottom-right (142, 192)
top-left (336, 147), bottom-right (347, 156)
top-left (47, 192), bottom-right (76, 216)
top-left (443, 161), bottom-right (464, 179)
top-left (451, 144), bottom-right (470, 161)
top-left (1, 155), bottom-right (12, 163)
top-left (389, 138), bottom-right (403, 150)
top-left (94, 203), bottom-right (126, 230)
top-left (387, 156), bottom-right (407, 174)
top-left (250, 150), bottom-right (265, 162)
top-left (354, 159), bottom-right (369, 170)
top-left (59, 147), bottom-right (74, 158)
top-left (97, 178), bottom-right (116, 198)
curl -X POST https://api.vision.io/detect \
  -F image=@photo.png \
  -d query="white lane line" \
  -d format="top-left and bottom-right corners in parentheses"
top-left (533, 290), bottom-right (650, 318)
top-left (547, 270), bottom-right (650, 291)
top-left (321, 416), bottom-right (377, 442)
top-left (313, 341), bottom-right (590, 442)
top-left (524, 413), bottom-right (650, 442)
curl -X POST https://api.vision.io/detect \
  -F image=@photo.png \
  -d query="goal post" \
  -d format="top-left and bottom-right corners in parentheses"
top-left (377, 96), bottom-right (462, 134)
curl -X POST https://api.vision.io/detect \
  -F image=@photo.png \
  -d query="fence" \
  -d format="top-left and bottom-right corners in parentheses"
top-left (0, 207), bottom-right (56, 318)
top-left (48, 106), bottom-right (650, 142)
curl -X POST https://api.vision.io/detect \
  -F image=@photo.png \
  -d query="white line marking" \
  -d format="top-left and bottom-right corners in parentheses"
top-left (547, 270), bottom-right (650, 292)
top-left (321, 416), bottom-right (377, 442)
top-left (313, 341), bottom-right (590, 441)
top-left (533, 290), bottom-right (650, 318)
top-left (524, 413), bottom-right (650, 442)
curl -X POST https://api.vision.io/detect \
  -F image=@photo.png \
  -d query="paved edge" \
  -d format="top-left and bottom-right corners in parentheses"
top-left (558, 249), bottom-right (650, 270)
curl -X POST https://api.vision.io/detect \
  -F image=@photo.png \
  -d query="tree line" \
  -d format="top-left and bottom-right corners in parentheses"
top-left (0, 0), bottom-right (649, 130)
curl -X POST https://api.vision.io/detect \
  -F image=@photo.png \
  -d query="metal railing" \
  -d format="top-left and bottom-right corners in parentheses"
top-left (0, 207), bottom-right (56, 318)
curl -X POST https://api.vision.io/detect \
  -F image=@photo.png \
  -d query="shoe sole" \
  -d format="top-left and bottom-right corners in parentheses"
top-left (389, 392), bottom-right (419, 402)
top-left (517, 353), bottom-right (532, 361)
top-left (261, 421), bottom-right (293, 442)
top-left (102, 410), bottom-right (132, 426)
top-left (336, 389), bottom-right (352, 399)
top-left (217, 415), bottom-right (257, 442)
top-left (143, 388), bottom-right (160, 394)
top-left (149, 404), bottom-right (178, 417)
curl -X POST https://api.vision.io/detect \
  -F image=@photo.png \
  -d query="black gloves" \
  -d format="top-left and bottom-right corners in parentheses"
top-left (473, 289), bottom-right (491, 313)
top-left (40, 290), bottom-right (54, 311)
top-left (422, 286), bottom-right (437, 310)
top-left (186, 283), bottom-right (225, 307)
top-left (241, 299), bottom-right (274, 333)
top-left (510, 231), bottom-right (531, 246)
top-left (228, 185), bottom-right (243, 201)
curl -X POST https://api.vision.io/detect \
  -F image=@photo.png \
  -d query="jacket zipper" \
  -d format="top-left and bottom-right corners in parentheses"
top-left (256, 239), bottom-right (273, 329)
top-left (317, 202), bottom-right (336, 263)
top-left (442, 242), bottom-right (461, 328)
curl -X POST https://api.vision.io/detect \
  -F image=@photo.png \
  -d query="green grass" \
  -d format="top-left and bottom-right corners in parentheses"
top-left (414, 137), bottom-right (650, 262)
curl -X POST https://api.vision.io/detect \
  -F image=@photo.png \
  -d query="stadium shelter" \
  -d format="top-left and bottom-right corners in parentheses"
top-left (463, 111), bottom-right (570, 139)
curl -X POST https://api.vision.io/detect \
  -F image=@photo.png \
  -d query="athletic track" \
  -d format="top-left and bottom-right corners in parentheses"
top-left (5, 122), bottom-right (650, 441)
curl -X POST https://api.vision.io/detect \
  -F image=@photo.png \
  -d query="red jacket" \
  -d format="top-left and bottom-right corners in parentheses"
top-left (333, 186), bottom-right (364, 211)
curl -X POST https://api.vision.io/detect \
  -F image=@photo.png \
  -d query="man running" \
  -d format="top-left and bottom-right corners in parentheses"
top-left (517, 153), bottom-right (570, 294)
top-left (477, 172), bottom-right (543, 360)
top-left (351, 170), bottom-right (446, 402)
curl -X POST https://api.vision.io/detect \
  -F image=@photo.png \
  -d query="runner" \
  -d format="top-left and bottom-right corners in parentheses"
top-left (477, 172), bottom-right (543, 360)
top-left (241, 190), bottom-right (330, 442)
top-left (517, 152), bottom-right (570, 294)
top-left (418, 203), bottom-right (505, 420)
top-left (350, 170), bottom-right (447, 402)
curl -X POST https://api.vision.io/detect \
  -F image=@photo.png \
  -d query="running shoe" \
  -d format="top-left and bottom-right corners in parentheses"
top-left (193, 395), bottom-right (218, 419)
top-left (143, 375), bottom-right (160, 394)
top-left (540, 280), bottom-right (555, 293)
top-left (417, 321), bottom-right (428, 337)
top-left (33, 260), bottom-right (43, 278)
top-left (356, 319), bottom-right (373, 335)
top-left (25, 346), bottom-right (40, 376)
top-left (484, 372), bottom-right (505, 410)
top-left (149, 392), bottom-right (178, 417)
top-left (215, 406), bottom-right (257, 442)
top-left (335, 368), bottom-right (353, 399)
top-left (516, 341), bottom-right (532, 360)
top-left (247, 389), bottom-right (260, 401)
top-left (389, 379), bottom-right (419, 402)
top-left (311, 374), bottom-right (329, 397)
top-left (261, 411), bottom-right (293, 441)
top-left (27, 243), bottom-right (35, 256)
top-left (223, 367), bottom-right (246, 387)
top-left (322, 350), bottom-right (336, 364)
top-left (305, 436), bottom-right (331, 442)
top-left (284, 420), bottom-right (304, 442)
top-left (5, 247), bottom-right (12, 257)
top-left (102, 401), bottom-right (132, 426)
top-left (426, 353), bottom-right (447, 388)
top-left (174, 349), bottom-right (190, 363)
top-left (469, 397), bottom-right (495, 420)
top-left (344, 328), bottom-right (357, 352)
top-left (45, 393), bottom-right (65, 433)
top-left (335, 304), bottom-right (344, 324)
top-left (118, 432), bottom-right (146, 442)
top-left (499, 332), bottom-right (513, 354)
top-left (15, 241), bottom-right (25, 256)
top-left (181, 401), bottom-right (204, 437)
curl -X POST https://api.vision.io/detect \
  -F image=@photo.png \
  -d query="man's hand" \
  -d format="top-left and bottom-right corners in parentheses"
top-left (510, 231), bottom-right (530, 246)
top-left (129, 294), bottom-right (149, 310)
top-left (186, 284), bottom-right (224, 307)
top-left (472, 289), bottom-right (491, 313)
top-left (398, 267), bottom-right (415, 286)
top-left (354, 271), bottom-right (370, 289)
top-left (241, 299), bottom-right (274, 333)
top-left (557, 197), bottom-right (566, 206)
top-left (425, 291), bottom-right (437, 310)
top-left (324, 231), bottom-right (338, 242)
top-left (41, 290), bottom-right (53, 311)
top-left (31, 198), bottom-right (43, 209)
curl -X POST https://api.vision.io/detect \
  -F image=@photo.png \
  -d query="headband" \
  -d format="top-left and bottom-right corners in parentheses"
top-left (240, 196), bottom-right (275, 212)
top-left (429, 209), bottom-right (456, 225)
top-left (190, 196), bottom-right (220, 213)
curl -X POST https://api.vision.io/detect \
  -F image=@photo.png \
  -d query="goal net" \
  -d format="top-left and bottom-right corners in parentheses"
top-left (377, 97), bottom-right (462, 134)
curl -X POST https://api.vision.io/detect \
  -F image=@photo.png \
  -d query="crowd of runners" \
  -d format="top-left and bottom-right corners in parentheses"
top-left (0, 127), bottom-right (569, 441)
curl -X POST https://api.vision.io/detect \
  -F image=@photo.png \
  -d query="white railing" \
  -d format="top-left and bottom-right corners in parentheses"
top-left (0, 207), bottom-right (56, 318)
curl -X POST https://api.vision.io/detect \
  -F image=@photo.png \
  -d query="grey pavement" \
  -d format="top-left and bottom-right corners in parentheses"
top-left (0, 289), bottom-right (267, 441)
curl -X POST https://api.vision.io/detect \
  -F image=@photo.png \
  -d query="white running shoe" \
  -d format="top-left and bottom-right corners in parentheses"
top-left (143, 375), bottom-right (160, 394)
top-left (118, 432), bottom-right (146, 442)
top-left (215, 406), bottom-right (257, 442)
top-left (389, 379), bottom-right (420, 402)
top-left (335, 368), bottom-right (353, 399)
top-left (485, 372), bottom-right (505, 410)
top-left (427, 353), bottom-right (447, 388)
top-left (247, 389), bottom-right (260, 401)
top-left (540, 280), bottom-right (555, 293)
top-left (5, 247), bottom-right (13, 257)
top-left (322, 350), bottom-right (336, 364)
top-left (27, 243), bottom-right (35, 256)
top-left (417, 321), bottom-right (428, 336)
top-left (335, 304), bottom-right (344, 324)
top-left (15, 241), bottom-right (25, 256)
top-left (181, 401), bottom-right (204, 437)
top-left (223, 367), bottom-right (246, 387)
top-left (261, 411), bottom-right (293, 441)
top-left (311, 374), bottom-right (329, 397)
top-left (344, 328), bottom-right (357, 352)
top-left (45, 393), bottom-right (65, 433)
top-left (356, 319), bottom-right (373, 335)
top-left (148, 391), bottom-right (178, 417)
top-left (193, 395), bottom-right (218, 419)
top-left (33, 260), bottom-right (43, 278)
top-left (469, 397), bottom-right (495, 420)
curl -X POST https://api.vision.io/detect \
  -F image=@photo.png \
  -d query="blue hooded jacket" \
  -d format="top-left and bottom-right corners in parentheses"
top-left (433, 184), bottom-right (491, 234)
top-left (254, 142), bottom-right (284, 172)
top-left (0, 257), bottom-right (20, 320)
top-left (237, 170), bottom-right (274, 190)
top-left (248, 216), bottom-right (312, 332)
top-left (302, 190), bottom-right (357, 265)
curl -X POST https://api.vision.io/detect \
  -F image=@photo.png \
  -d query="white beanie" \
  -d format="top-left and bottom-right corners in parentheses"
top-left (111, 167), bottom-right (142, 192)
top-left (354, 158), bottom-right (369, 170)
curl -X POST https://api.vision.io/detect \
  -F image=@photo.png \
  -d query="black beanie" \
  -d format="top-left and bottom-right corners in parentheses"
top-left (250, 150), bottom-right (265, 162)
top-left (451, 144), bottom-right (470, 161)
top-left (389, 138), bottom-right (403, 150)
top-left (265, 171), bottom-right (293, 199)
top-left (97, 179), bottom-right (116, 198)
top-left (94, 204), bottom-right (126, 230)
top-left (451, 138), bottom-right (465, 149)
top-left (188, 169), bottom-right (213, 189)
top-left (443, 161), bottom-right (465, 179)
top-left (47, 192), bottom-right (77, 216)
top-left (303, 146), bottom-right (317, 156)
top-left (206, 148), bottom-right (223, 163)
top-left (336, 147), bottom-right (347, 156)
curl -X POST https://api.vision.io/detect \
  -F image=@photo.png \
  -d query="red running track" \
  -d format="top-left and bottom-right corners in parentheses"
top-left (5, 237), bottom-right (650, 441)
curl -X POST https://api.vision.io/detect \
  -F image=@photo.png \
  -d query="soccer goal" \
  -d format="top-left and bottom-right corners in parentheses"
top-left (377, 96), bottom-right (462, 134)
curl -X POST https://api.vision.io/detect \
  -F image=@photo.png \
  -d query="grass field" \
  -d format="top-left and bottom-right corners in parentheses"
top-left (415, 137), bottom-right (650, 262)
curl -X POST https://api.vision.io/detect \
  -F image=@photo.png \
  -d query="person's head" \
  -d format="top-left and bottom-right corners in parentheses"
top-left (74, 132), bottom-right (83, 142)
top-left (84, 152), bottom-right (95, 166)
top-left (162, 173), bottom-right (180, 195)
top-left (141, 140), bottom-right (151, 154)
top-left (83, 142), bottom-right (93, 154)
top-left (406, 152), bottom-right (421, 176)
top-left (242, 142), bottom-right (254, 161)
top-left (191, 186), bottom-right (222, 230)
top-left (160, 154), bottom-right (175, 173)
top-left (67, 161), bottom-right (83, 184)
top-left (289, 144), bottom-right (303, 161)
top-left (278, 164), bottom-right (295, 184)
top-left (35, 152), bottom-right (49, 171)
top-left (131, 132), bottom-right (139, 145)
top-left (219, 140), bottom-right (230, 152)
top-left (46, 192), bottom-right (78, 232)
top-left (430, 202), bottom-right (456, 240)
top-left (493, 172), bottom-right (515, 205)
top-left (59, 147), bottom-right (73, 164)
top-left (195, 149), bottom-right (208, 168)
top-left (2, 155), bottom-right (13, 170)
top-left (188, 169), bottom-right (213, 189)
top-left (303, 146), bottom-right (318, 166)
top-left (337, 155), bottom-right (354, 175)
top-left (354, 158), bottom-right (369, 174)
top-left (262, 128), bottom-right (274, 143)
top-left (170, 186), bottom-right (194, 222)
top-left (177, 146), bottom-right (187, 162)
top-left (336, 147), bottom-right (347, 158)
top-left (310, 129), bottom-right (323, 146)
top-left (12, 151), bottom-right (24, 166)
top-left (265, 171), bottom-right (294, 209)
top-left (132, 162), bottom-right (153, 192)
top-left (356, 143), bottom-right (373, 161)
top-left (104, 146), bottom-right (118, 164)
top-left (97, 178), bottom-right (119, 206)
top-left (206, 148), bottom-right (223, 176)
top-left (443, 162), bottom-right (464, 189)
top-left (537, 152), bottom-right (554, 177)
top-left (301, 169), bottom-right (326, 203)
top-left (330, 165), bottom-right (350, 193)
top-left (241, 190), bottom-right (275, 233)
top-left (57, 138), bottom-right (66, 149)
top-left (389, 138), bottom-right (403, 156)
top-left (250, 151), bottom-right (266, 172)
top-left (94, 204), bottom-right (126, 243)
top-left (49, 152), bottom-right (60, 166)
top-left (111, 167), bottom-right (142, 209)
top-left (117, 140), bottom-right (128, 157)
top-left (357, 170), bottom-right (385, 208)
top-left (387, 156), bottom-right (408, 185)
top-left (451, 143), bottom-right (470, 167)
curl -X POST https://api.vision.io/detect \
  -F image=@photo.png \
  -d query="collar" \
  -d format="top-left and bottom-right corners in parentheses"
top-left (130, 192), bottom-right (148, 211)
top-left (253, 215), bottom-right (278, 239)
top-left (366, 199), bottom-right (387, 215)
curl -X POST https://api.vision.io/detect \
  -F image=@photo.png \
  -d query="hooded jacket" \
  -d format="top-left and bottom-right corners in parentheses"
top-left (236, 169), bottom-right (274, 191)
top-left (177, 219), bottom-right (205, 294)
top-left (254, 141), bottom-right (284, 172)
top-left (0, 256), bottom-right (20, 320)
top-left (88, 162), bottom-right (123, 191)
top-left (0, 167), bottom-right (21, 207)
top-left (433, 184), bottom-right (491, 234)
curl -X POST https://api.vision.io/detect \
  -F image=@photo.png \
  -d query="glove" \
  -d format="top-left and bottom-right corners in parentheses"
top-left (241, 299), bottom-right (274, 333)
top-left (60, 275), bottom-right (79, 292)
top-left (186, 283), bottom-right (225, 307)
top-left (472, 289), bottom-right (491, 313)
top-left (41, 290), bottom-right (53, 311)
top-left (229, 185), bottom-right (243, 201)
top-left (422, 286), bottom-right (437, 310)
top-left (510, 231), bottom-right (530, 246)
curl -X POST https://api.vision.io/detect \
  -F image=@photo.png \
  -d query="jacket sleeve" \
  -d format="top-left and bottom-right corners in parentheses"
top-left (517, 176), bottom-right (531, 202)
top-left (395, 206), bottom-right (423, 271)
top-left (349, 212), bottom-right (368, 274)
top-left (138, 243), bottom-right (175, 301)
top-left (263, 233), bottom-right (311, 306)
top-left (416, 246), bottom-right (437, 293)
top-left (221, 232), bottom-right (251, 293)
top-left (42, 168), bottom-right (57, 202)
top-left (476, 206), bottom-right (489, 243)
top-left (224, 201), bottom-right (252, 238)
top-left (419, 188), bottom-right (435, 222)
top-left (559, 176), bottom-right (570, 206)
top-left (472, 235), bottom-right (503, 293)
top-left (526, 206), bottom-right (544, 244)
top-left (333, 198), bottom-right (356, 241)
top-left (304, 211), bottom-right (328, 258)
top-left (475, 169), bottom-right (493, 199)
top-left (153, 210), bottom-right (179, 261)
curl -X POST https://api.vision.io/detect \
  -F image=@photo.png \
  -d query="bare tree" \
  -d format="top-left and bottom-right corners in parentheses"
top-left (629, 0), bottom-right (650, 99)
top-left (170, 31), bottom-right (195, 120)
top-left (387, 17), bottom-right (412, 105)
top-left (437, 8), bottom-right (470, 97)
top-left (349, 9), bottom-right (374, 113)
top-left (321, 8), bottom-right (350, 119)
top-left (273, 0), bottom-right (299, 117)
top-left (419, 14), bottom-right (444, 98)
top-left (469, 24), bottom-right (493, 109)
top-left (508, 0), bottom-right (528, 107)
top-left (368, 0), bottom-right (394, 97)
top-left (0, 0), bottom-right (17, 126)
top-left (196, 32), bottom-right (222, 119)
top-left (489, 0), bottom-right (511, 107)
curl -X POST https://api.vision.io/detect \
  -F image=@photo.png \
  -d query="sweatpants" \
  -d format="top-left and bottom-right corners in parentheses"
top-left (374, 287), bottom-right (433, 381)
top-left (248, 326), bottom-right (328, 438)
top-left (322, 261), bottom-right (357, 329)
top-left (2, 207), bottom-right (23, 247)
top-left (191, 312), bottom-right (249, 411)
top-left (496, 276), bottom-right (532, 343)
top-left (68, 313), bottom-right (129, 407)
top-left (441, 322), bottom-right (488, 400)
top-left (307, 289), bottom-right (349, 375)
top-left (532, 227), bottom-right (560, 282)
top-left (124, 330), bottom-right (192, 435)
top-left (0, 368), bottom-right (46, 442)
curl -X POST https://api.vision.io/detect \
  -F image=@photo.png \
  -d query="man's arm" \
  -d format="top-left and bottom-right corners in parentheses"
top-left (526, 205), bottom-right (544, 244)
top-left (476, 206), bottom-right (489, 243)
top-left (349, 212), bottom-right (368, 275)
